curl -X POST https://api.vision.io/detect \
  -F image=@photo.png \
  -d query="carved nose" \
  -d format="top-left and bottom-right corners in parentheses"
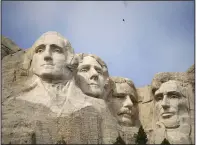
top-left (124, 95), bottom-right (133, 109)
top-left (44, 46), bottom-right (52, 61)
top-left (90, 68), bottom-right (98, 80)
top-left (161, 95), bottom-right (170, 109)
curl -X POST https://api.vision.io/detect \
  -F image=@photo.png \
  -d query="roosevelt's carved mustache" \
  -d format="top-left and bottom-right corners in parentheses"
top-left (118, 109), bottom-right (133, 116)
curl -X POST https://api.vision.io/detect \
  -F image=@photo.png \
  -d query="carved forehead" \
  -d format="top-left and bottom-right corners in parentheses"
top-left (113, 83), bottom-right (135, 95)
top-left (78, 53), bottom-right (107, 67)
top-left (110, 77), bottom-right (137, 98)
top-left (152, 72), bottom-right (193, 99)
top-left (155, 80), bottom-right (183, 95)
top-left (79, 56), bottom-right (102, 68)
top-left (74, 53), bottom-right (109, 76)
top-left (33, 31), bottom-right (68, 48)
top-left (110, 77), bottom-right (136, 88)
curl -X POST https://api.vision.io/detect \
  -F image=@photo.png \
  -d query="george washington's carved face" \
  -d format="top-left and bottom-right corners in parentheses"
top-left (154, 80), bottom-right (188, 128)
top-left (76, 56), bottom-right (106, 98)
top-left (31, 33), bottom-right (71, 81)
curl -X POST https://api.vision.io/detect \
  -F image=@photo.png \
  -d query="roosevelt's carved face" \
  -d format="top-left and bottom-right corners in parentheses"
top-left (76, 56), bottom-right (105, 98)
top-left (31, 34), bottom-right (69, 81)
top-left (108, 83), bottom-right (138, 127)
top-left (154, 80), bottom-right (188, 128)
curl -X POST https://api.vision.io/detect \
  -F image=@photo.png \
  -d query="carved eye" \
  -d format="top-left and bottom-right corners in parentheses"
top-left (80, 68), bottom-right (88, 72)
top-left (54, 48), bottom-right (61, 53)
top-left (36, 48), bottom-right (44, 53)
top-left (115, 95), bottom-right (125, 99)
top-left (96, 68), bottom-right (102, 74)
top-left (37, 49), bottom-right (44, 53)
top-left (35, 45), bottom-right (45, 53)
top-left (155, 95), bottom-right (163, 101)
top-left (51, 44), bottom-right (63, 53)
top-left (170, 95), bottom-right (179, 99)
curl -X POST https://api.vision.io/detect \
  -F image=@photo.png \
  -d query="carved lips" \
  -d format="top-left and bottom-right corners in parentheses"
top-left (88, 83), bottom-right (99, 87)
top-left (118, 110), bottom-right (133, 119)
top-left (161, 112), bottom-right (175, 118)
top-left (41, 64), bottom-right (55, 68)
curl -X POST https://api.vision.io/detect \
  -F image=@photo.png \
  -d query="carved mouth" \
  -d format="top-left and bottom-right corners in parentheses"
top-left (161, 112), bottom-right (174, 118)
top-left (122, 113), bottom-right (132, 118)
top-left (42, 64), bottom-right (54, 66)
top-left (119, 111), bottom-right (132, 118)
top-left (89, 83), bottom-right (99, 86)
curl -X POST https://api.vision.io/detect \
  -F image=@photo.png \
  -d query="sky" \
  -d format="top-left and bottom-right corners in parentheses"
top-left (2, 1), bottom-right (194, 87)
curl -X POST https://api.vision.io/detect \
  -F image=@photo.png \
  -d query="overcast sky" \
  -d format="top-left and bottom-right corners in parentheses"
top-left (2, 1), bottom-right (194, 87)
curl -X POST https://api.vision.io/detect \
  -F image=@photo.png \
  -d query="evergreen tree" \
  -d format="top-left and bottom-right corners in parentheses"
top-left (113, 135), bottom-right (126, 145)
top-left (55, 136), bottom-right (67, 144)
top-left (135, 125), bottom-right (148, 145)
top-left (31, 133), bottom-right (36, 144)
top-left (161, 138), bottom-right (171, 145)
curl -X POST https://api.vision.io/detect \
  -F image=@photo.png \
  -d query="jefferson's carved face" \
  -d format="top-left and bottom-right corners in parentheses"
top-left (154, 80), bottom-right (188, 128)
top-left (108, 83), bottom-right (138, 127)
top-left (31, 34), bottom-right (69, 81)
top-left (76, 56), bottom-right (105, 98)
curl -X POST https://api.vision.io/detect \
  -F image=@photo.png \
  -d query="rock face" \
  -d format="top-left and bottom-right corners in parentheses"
top-left (1, 36), bottom-right (21, 59)
top-left (2, 42), bottom-right (27, 103)
top-left (2, 32), bottom-right (195, 144)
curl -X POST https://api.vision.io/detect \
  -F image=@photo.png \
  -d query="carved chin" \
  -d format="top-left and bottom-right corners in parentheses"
top-left (119, 116), bottom-right (134, 127)
top-left (85, 89), bottom-right (102, 98)
top-left (83, 86), bottom-right (102, 97)
top-left (160, 116), bottom-right (180, 128)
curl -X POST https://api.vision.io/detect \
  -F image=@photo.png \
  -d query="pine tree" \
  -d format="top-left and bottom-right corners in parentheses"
top-left (160, 138), bottom-right (171, 145)
top-left (135, 125), bottom-right (148, 145)
top-left (55, 136), bottom-right (67, 144)
top-left (113, 135), bottom-right (126, 145)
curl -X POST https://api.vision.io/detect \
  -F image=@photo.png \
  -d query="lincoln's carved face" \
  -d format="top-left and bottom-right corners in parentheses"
top-left (154, 80), bottom-right (188, 128)
top-left (76, 56), bottom-right (105, 98)
top-left (108, 82), bottom-right (138, 127)
top-left (31, 34), bottom-right (70, 81)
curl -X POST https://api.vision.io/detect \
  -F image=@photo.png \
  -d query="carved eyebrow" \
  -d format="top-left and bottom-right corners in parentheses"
top-left (167, 91), bottom-right (184, 98)
top-left (78, 64), bottom-right (90, 69)
top-left (50, 44), bottom-right (63, 51)
top-left (35, 44), bottom-right (45, 51)
top-left (113, 92), bottom-right (126, 96)
top-left (94, 65), bottom-right (102, 70)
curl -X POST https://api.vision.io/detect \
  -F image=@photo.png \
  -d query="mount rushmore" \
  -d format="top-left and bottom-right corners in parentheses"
top-left (2, 31), bottom-right (195, 144)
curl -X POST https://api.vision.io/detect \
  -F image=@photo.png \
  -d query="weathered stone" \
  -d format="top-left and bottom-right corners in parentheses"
top-left (151, 72), bottom-right (194, 144)
top-left (2, 33), bottom-right (195, 144)
top-left (1, 36), bottom-right (21, 59)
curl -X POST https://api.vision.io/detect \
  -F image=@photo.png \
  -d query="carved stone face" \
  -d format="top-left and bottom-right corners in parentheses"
top-left (154, 80), bottom-right (188, 128)
top-left (108, 83), bottom-right (138, 127)
top-left (76, 56), bottom-right (105, 98)
top-left (31, 34), bottom-right (69, 81)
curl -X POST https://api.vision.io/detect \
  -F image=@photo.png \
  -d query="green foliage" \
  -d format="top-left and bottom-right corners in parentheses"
top-left (135, 125), bottom-right (148, 145)
top-left (161, 138), bottom-right (171, 145)
top-left (55, 136), bottom-right (66, 144)
top-left (113, 135), bottom-right (126, 145)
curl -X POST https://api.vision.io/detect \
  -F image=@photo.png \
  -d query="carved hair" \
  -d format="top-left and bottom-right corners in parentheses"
top-left (70, 53), bottom-right (109, 77)
top-left (107, 76), bottom-right (138, 101)
top-left (21, 31), bottom-right (74, 72)
top-left (151, 72), bottom-right (193, 99)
